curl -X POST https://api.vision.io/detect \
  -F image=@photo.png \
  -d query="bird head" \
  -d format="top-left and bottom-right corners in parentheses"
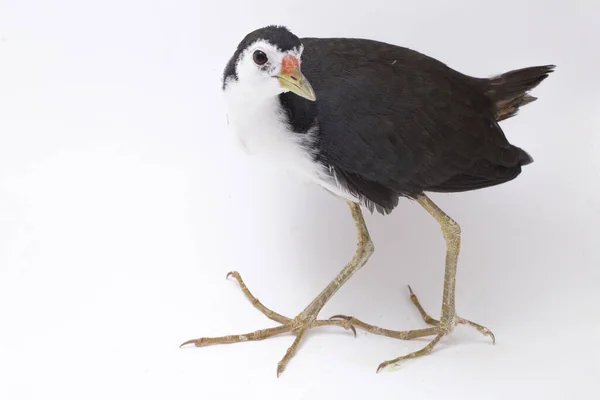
top-left (223, 26), bottom-right (316, 101)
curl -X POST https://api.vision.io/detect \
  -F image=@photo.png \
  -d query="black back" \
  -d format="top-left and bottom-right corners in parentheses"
top-left (283, 37), bottom-right (534, 213)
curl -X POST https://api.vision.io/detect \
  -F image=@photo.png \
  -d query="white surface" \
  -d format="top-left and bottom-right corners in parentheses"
top-left (1, 1), bottom-right (599, 399)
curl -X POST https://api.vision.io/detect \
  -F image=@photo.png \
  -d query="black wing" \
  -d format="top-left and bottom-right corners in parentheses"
top-left (299, 37), bottom-right (532, 213)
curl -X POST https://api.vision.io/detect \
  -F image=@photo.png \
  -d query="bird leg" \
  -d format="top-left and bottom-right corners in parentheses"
top-left (180, 202), bottom-right (374, 377)
top-left (331, 194), bottom-right (495, 372)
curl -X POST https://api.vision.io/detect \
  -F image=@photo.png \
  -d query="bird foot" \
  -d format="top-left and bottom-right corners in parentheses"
top-left (330, 285), bottom-right (495, 372)
top-left (180, 271), bottom-right (356, 377)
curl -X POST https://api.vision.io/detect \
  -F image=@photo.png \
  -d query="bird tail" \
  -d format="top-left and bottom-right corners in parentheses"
top-left (485, 65), bottom-right (555, 121)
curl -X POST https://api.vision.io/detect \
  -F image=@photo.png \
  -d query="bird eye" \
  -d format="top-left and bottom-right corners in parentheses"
top-left (253, 50), bottom-right (268, 65)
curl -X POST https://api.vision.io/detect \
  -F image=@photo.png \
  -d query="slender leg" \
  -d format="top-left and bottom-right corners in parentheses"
top-left (418, 193), bottom-right (461, 326)
top-left (181, 202), bottom-right (373, 377)
top-left (331, 194), bottom-right (494, 372)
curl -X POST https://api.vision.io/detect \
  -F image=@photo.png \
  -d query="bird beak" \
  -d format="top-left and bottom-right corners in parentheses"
top-left (277, 55), bottom-right (316, 101)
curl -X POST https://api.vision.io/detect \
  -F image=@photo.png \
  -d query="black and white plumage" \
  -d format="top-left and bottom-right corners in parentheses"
top-left (222, 25), bottom-right (554, 214)
top-left (182, 25), bottom-right (555, 376)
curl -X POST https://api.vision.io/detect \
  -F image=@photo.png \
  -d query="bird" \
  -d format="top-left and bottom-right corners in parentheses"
top-left (180, 25), bottom-right (555, 376)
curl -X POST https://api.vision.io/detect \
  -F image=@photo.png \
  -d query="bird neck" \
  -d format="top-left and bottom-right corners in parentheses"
top-left (278, 92), bottom-right (319, 135)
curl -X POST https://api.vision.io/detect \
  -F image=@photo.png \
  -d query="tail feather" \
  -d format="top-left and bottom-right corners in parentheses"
top-left (485, 65), bottom-right (555, 121)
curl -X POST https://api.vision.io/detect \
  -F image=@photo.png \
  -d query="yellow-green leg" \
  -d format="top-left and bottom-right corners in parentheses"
top-left (332, 194), bottom-right (495, 372)
top-left (181, 202), bottom-right (372, 377)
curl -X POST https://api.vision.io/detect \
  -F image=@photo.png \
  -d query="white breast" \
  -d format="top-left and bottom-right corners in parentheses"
top-left (223, 85), bottom-right (360, 204)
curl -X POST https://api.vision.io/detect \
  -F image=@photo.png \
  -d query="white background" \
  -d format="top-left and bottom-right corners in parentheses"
top-left (1, 0), bottom-right (599, 399)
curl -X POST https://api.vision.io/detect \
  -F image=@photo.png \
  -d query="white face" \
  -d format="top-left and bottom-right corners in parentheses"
top-left (227, 40), bottom-right (316, 101)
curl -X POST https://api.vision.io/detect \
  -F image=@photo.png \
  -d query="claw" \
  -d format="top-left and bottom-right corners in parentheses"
top-left (329, 314), bottom-right (351, 321)
top-left (376, 361), bottom-right (389, 373)
top-left (457, 317), bottom-right (496, 344)
top-left (327, 315), bottom-right (357, 337)
top-left (483, 329), bottom-right (496, 344)
top-left (179, 338), bottom-right (205, 348)
top-left (226, 271), bottom-right (237, 280)
top-left (348, 324), bottom-right (357, 337)
top-left (407, 284), bottom-right (416, 298)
